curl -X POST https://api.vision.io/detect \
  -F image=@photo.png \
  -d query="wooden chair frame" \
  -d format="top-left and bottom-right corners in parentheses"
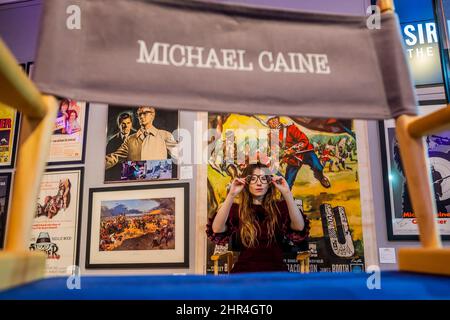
top-left (211, 250), bottom-right (310, 275)
top-left (378, 0), bottom-right (450, 276)
top-left (0, 38), bottom-right (58, 290)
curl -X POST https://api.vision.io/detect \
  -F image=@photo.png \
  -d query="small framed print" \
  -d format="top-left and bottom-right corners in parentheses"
top-left (30, 168), bottom-right (84, 276)
top-left (0, 105), bottom-right (20, 169)
top-left (48, 99), bottom-right (89, 165)
top-left (380, 105), bottom-right (450, 240)
top-left (86, 183), bottom-right (189, 269)
top-left (0, 172), bottom-right (12, 248)
top-left (104, 105), bottom-right (179, 183)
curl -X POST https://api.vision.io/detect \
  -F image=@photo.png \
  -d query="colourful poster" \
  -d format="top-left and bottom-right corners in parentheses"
top-left (48, 99), bottom-right (88, 165)
top-left (381, 105), bottom-right (450, 240)
top-left (29, 168), bottom-right (83, 276)
top-left (0, 173), bottom-right (12, 248)
top-left (104, 105), bottom-right (178, 183)
top-left (206, 113), bottom-right (364, 273)
top-left (0, 105), bottom-right (19, 168)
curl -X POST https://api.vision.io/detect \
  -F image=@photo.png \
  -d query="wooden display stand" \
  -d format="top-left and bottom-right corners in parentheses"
top-left (0, 39), bottom-right (57, 290)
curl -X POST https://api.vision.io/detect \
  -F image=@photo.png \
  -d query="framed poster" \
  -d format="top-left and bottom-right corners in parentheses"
top-left (29, 168), bottom-right (84, 276)
top-left (0, 172), bottom-right (12, 249)
top-left (395, 0), bottom-right (444, 87)
top-left (104, 105), bottom-right (179, 183)
top-left (380, 105), bottom-right (450, 240)
top-left (206, 113), bottom-right (364, 273)
top-left (0, 105), bottom-right (20, 169)
top-left (48, 99), bottom-right (89, 165)
top-left (86, 183), bottom-right (189, 269)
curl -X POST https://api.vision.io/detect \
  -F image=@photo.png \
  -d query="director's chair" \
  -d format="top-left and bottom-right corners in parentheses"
top-left (0, 0), bottom-right (450, 295)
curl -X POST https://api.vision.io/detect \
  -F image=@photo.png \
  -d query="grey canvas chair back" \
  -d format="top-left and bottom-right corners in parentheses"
top-left (33, 0), bottom-right (417, 120)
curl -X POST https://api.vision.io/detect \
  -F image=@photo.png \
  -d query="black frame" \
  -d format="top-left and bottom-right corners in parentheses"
top-left (37, 167), bottom-right (85, 268)
top-left (86, 182), bottom-right (189, 269)
top-left (379, 120), bottom-right (450, 241)
top-left (0, 172), bottom-right (12, 248)
top-left (47, 102), bottom-right (90, 166)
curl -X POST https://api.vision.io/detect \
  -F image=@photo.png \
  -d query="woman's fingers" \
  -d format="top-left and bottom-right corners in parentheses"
top-left (237, 178), bottom-right (247, 185)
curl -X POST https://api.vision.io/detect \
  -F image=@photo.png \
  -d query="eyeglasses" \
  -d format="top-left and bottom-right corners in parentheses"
top-left (246, 174), bottom-right (272, 184)
top-left (137, 110), bottom-right (155, 117)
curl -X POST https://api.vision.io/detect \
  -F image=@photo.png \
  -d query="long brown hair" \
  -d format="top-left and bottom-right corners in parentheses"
top-left (238, 163), bottom-right (280, 248)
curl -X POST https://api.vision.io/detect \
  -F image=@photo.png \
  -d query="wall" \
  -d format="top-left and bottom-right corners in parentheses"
top-left (3, 0), bottom-right (441, 275)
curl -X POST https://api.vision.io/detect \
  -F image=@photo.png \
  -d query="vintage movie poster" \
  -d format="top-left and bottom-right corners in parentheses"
top-left (0, 105), bottom-right (19, 168)
top-left (206, 113), bottom-right (364, 273)
top-left (29, 168), bottom-right (83, 276)
top-left (48, 99), bottom-right (88, 165)
top-left (0, 173), bottom-right (12, 248)
top-left (381, 106), bottom-right (450, 239)
top-left (105, 105), bottom-right (179, 183)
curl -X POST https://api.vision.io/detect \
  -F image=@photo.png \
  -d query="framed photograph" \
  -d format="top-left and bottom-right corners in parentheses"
top-left (0, 105), bottom-right (20, 169)
top-left (0, 172), bottom-right (12, 249)
top-left (29, 167), bottom-right (84, 276)
top-left (48, 99), bottom-right (89, 165)
top-left (104, 105), bottom-right (179, 183)
top-left (380, 105), bottom-right (450, 240)
top-left (86, 183), bottom-right (189, 269)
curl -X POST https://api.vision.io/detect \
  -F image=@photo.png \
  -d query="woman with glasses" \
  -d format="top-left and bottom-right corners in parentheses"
top-left (206, 162), bottom-right (310, 273)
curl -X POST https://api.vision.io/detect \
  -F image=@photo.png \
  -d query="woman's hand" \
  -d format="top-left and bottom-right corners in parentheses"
top-left (228, 178), bottom-right (247, 197)
top-left (271, 175), bottom-right (291, 196)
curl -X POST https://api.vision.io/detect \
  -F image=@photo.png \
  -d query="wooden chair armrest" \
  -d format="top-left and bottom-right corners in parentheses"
top-left (296, 251), bottom-right (311, 274)
top-left (211, 251), bottom-right (234, 275)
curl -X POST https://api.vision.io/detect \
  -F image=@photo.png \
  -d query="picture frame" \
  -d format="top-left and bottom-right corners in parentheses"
top-left (0, 172), bottom-right (12, 249)
top-left (47, 99), bottom-right (89, 166)
top-left (86, 183), bottom-right (189, 269)
top-left (379, 105), bottom-right (450, 240)
top-left (29, 167), bottom-right (84, 276)
top-left (0, 105), bottom-right (20, 169)
top-left (104, 105), bottom-right (179, 183)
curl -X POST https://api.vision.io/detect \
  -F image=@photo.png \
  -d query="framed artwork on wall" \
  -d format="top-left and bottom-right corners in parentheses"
top-left (380, 105), bottom-right (450, 240)
top-left (104, 105), bottom-right (179, 183)
top-left (29, 167), bottom-right (84, 276)
top-left (86, 183), bottom-right (189, 269)
top-left (206, 113), bottom-right (364, 273)
top-left (47, 99), bottom-right (89, 165)
top-left (0, 172), bottom-right (12, 249)
top-left (0, 105), bottom-right (20, 169)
